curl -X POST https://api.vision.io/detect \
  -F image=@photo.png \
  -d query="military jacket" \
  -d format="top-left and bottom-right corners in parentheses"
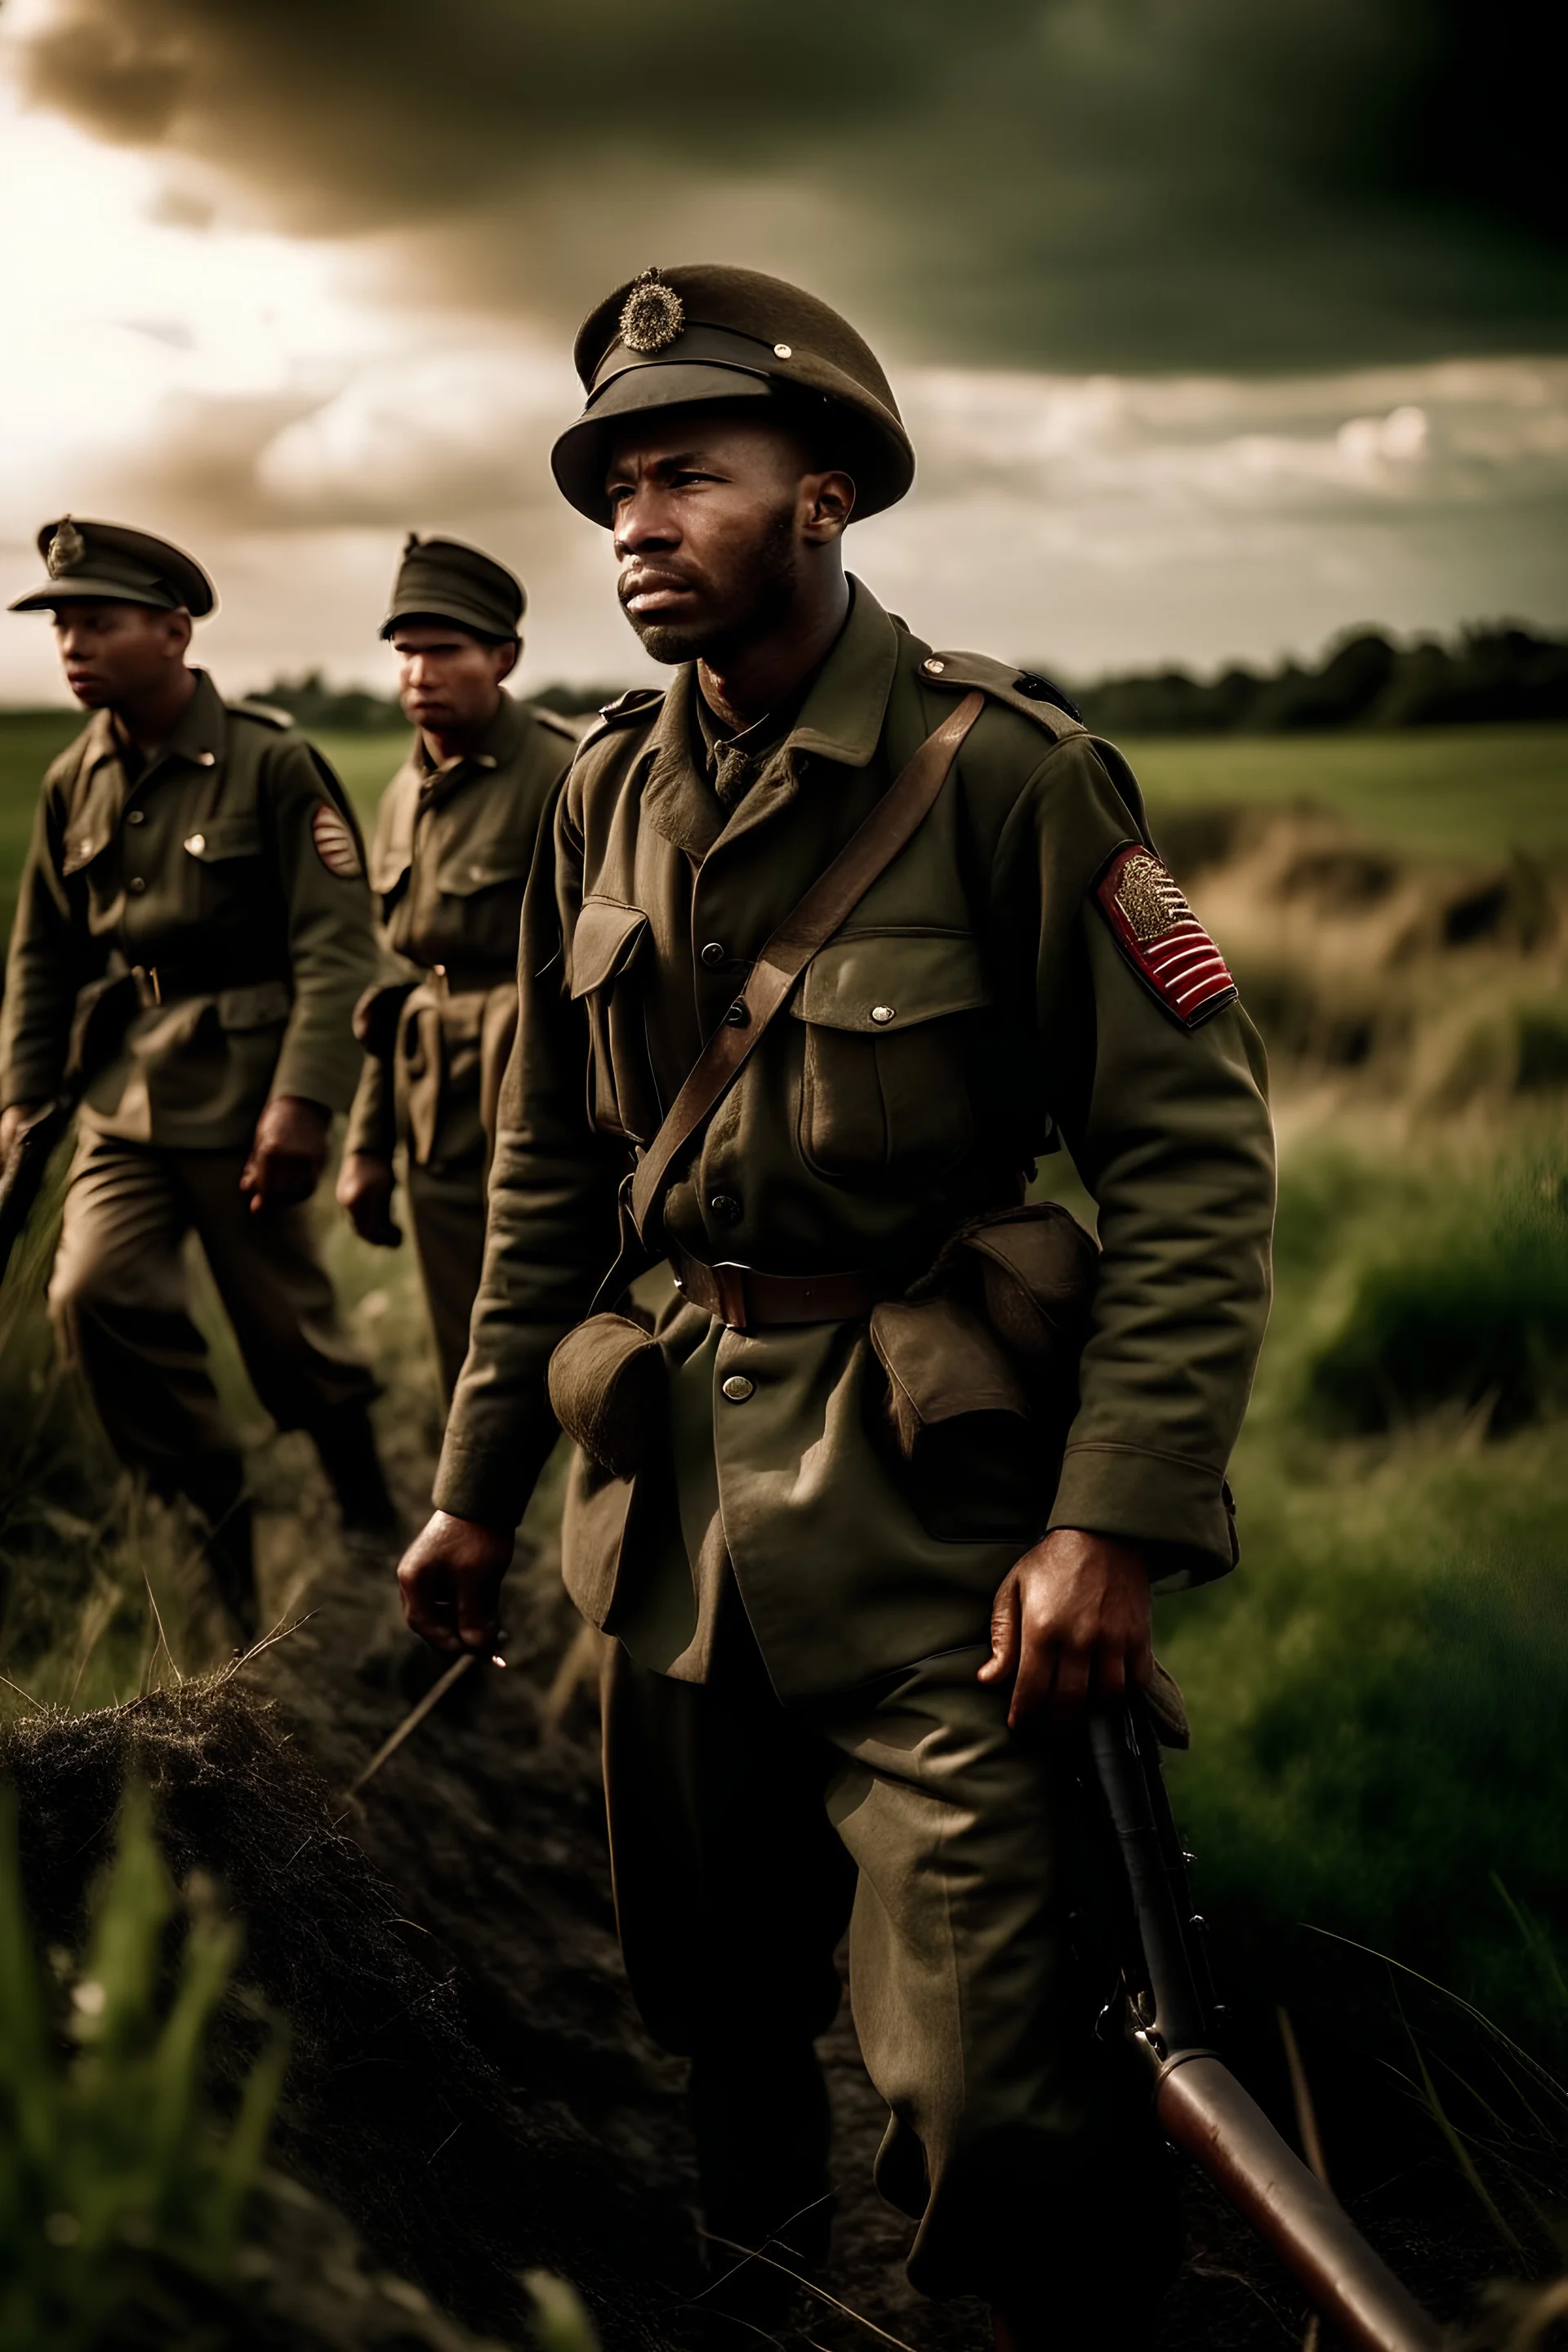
top-left (344, 694), bottom-right (577, 1169)
top-left (434, 583), bottom-right (1276, 1700)
top-left (0, 672), bottom-right (376, 1150)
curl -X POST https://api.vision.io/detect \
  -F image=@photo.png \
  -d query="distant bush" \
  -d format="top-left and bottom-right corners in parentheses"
top-left (1071, 623), bottom-right (1568, 735)
top-left (1305, 1162), bottom-right (1568, 1432)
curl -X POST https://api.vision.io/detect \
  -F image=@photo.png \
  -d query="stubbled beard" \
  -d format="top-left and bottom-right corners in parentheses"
top-left (620, 510), bottom-right (798, 666)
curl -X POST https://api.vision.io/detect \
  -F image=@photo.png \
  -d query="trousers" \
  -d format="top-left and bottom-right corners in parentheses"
top-left (49, 1131), bottom-right (374, 1493)
top-left (601, 1607), bottom-right (1180, 2313)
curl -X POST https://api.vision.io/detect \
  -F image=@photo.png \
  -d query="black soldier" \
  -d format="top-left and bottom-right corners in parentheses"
top-left (0, 519), bottom-right (390, 1634)
top-left (396, 270), bottom-right (1276, 2344)
top-left (336, 537), bottom-right (578, 1398)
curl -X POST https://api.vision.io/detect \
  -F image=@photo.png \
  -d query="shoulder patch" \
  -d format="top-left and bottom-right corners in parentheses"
top-left (1094, 844), bottom-right (1237, 1029)
top-left (227, 697), bottom-right (295, 732)
top-left (917, 650), bottom-right (1084, 741)
top-left (311, 799), bottom-right (363, 879)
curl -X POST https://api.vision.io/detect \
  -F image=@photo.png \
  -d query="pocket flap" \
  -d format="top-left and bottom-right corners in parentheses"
top-left (60, 830), bottom-right (110, 878)
top-left (569, 898), bottom-right (649, 998)
top-left (184, 816), bottom-right (261, 862)
top-left (436, 841), bottom-right (536, 898)
top-left (548, 1311), bottom-right (665, 1481)
top-left (791, 929), bottom-right (991, 1032)
top-left (870, 1293), bottom-right (1029, 1459)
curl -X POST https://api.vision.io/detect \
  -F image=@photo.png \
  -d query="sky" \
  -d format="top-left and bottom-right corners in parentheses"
top-left (0, 0), bottom-right (1564, 705)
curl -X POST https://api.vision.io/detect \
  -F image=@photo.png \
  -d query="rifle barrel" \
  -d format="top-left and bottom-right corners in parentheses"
top-left (1154, 2050), bottom-right (1443, 2352)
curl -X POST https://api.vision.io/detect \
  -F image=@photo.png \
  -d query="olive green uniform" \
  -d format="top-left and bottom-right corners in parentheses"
top-left (0, 669), bottom-right (379, 1512)
top-left (345, 694), bottom-right (577, 1396)
top-left (435, 578), bottom-right (1276, 2304)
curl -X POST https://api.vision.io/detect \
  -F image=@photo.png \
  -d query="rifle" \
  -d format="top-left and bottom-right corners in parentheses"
top-left (0, 1097), bottom-right (74, 1285)
top-left (1087, 1696), bottom-right (1443, 2352)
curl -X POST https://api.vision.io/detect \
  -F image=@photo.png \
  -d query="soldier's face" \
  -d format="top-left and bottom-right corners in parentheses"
top-left (390, 622), bottom-right (518, 736)
top-left (606, 410), bottom-right (853, 664)
top-left (50, 601), bottom-right (191, 708)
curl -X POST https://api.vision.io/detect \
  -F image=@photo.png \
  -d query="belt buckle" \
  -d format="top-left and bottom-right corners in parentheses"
top-left (711, 1261), bottom-right (751, 1333)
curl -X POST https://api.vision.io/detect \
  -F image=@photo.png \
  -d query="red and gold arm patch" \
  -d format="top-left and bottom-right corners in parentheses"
top-left (1094, 844), bottom-right (1237, 1028)
top-left (310, 800), bottom-right (363, 879)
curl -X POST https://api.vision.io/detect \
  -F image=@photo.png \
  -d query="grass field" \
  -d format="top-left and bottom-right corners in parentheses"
top-left (2, 710), bottom-right (1566, 939)
top-left (3, 698), bottom-right (1568, 2333)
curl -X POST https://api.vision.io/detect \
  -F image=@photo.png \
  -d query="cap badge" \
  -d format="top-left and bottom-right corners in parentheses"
top-left (620, 268), bottom-right (684, 355)
top-left (47, 519), bottom-right (87, 578)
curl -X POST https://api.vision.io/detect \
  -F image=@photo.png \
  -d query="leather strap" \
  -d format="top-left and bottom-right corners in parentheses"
top-left (670, 1243), bottom-right (877, 1332)
top-left (628, 689), bottom-right (985, 1242)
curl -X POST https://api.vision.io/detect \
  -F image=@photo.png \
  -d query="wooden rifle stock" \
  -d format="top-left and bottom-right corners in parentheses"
top-left (1087, 1702), bottom-right (1443, 2352)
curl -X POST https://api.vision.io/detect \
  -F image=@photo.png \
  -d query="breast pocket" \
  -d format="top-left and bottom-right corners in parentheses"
top-left (791, 929), bottom-right (992, 1185)
top-left (184, 815), bottom-right (264, 903)
top-left (568, 898), bottom-right (657, 1143)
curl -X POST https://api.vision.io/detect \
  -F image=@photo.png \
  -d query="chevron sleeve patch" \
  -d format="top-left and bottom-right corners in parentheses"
top-left (1094, 844), bottom-right (1238, 1028)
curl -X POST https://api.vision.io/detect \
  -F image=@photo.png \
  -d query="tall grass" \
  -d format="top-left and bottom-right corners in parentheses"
top-left (0, 1778), bottom-right (285, 2349)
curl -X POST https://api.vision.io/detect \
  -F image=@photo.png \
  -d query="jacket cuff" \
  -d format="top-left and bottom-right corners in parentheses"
top-left (270, 1036), bottom-right (363, 1116)
top-left (432, 1432), bottom-right (542, 1531)
top-left (1049, 1441), bottom-right (1236, 1588)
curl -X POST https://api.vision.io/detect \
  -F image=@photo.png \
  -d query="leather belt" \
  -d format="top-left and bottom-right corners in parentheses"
top-left (670, 1243), bottom-right (878, 1333)
top-left (428, 964), bottom-right (514, 998)
top-left (129, 963), bottom-right (283, 1009)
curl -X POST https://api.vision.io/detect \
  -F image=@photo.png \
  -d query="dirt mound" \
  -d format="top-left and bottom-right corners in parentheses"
top-left (0, 1669), bottom-right (676, 2350)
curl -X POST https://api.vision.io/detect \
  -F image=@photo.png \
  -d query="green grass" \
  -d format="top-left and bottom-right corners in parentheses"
top-left (1128, 724), bottom-right (1568, 862)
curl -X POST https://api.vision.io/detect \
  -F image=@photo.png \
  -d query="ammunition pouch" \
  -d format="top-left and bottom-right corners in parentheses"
top-left (352, 978), bottom-right (417, 1059)
top-left (547, 1307), bottom-right (666, 1481)
top-left (868, 1202), bottom-right (1098, 1542)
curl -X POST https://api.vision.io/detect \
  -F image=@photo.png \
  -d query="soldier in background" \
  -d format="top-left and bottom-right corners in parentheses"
top-left (336, 537), bottom-right (578, 1399)
top-left (0, 519), bottom-right (390, 1637)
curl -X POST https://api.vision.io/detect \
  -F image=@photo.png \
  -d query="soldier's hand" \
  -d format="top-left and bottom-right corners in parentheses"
top-left (241, 1095), bottom-right (331, 1213)
top-left (979, 1527), bottom-right (1152, 1731)
top-left (1, 1100), bottom-right (47, 1169)
top-left (336, 1151), bottom-right (402, 1247)
top-left (398, 1510), bottom-right (513, 1655)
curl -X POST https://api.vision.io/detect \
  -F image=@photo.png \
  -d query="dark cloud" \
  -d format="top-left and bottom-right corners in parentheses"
top-left (17, 0), bottom-right (1568, 370)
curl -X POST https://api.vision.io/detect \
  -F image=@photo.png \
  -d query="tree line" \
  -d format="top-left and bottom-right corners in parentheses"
top-left (259, 623), bottom-right (1568, 737)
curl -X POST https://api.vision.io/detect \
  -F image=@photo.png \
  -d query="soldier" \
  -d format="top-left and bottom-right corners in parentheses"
top-left (396, 270), bottom-right (1276, 2345)
top-left (0, 519), bottom-right (390, 1637)
top-left (336, 536), bottom-right (578, 1399)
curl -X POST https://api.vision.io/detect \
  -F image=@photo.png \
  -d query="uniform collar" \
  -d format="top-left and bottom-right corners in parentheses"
top-left (415, 689), bottom-right (526, 795)
top-left (85, 669), bottom-right (227, 780)
top-left (638, 578), bottom-right (901, 859)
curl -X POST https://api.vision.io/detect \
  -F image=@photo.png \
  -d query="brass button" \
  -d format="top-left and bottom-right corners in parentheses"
top-left (196, 751), bottom-right (216, 768)
top-left (125, 808), bottom-right (145, 825)
top-left (924, 657), bottom-right (946, 675)
top-left (721, 1374), bottom-right (755, 1403)
top-left (724, 1000), bottom-right (750, 1028)
top-left (185, 832), bottom-right (206, 854)
top-left (709, 1193), bottom-right (742, 1224)
top-left (871, 1004), bottom-right (896, 1025)
top-left (127, 876), bottom-right (147, 894)
top-left (773, 342), bottom-right (793, 359)
top-left (701, 941), bottom-right (725, 968)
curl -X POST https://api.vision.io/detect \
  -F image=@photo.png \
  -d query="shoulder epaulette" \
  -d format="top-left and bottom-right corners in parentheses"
top-left (226, 697), bottom-right (296, 732)
top-left (532, 705), bottom-right (590, 743)
top-left (916, 651), bottom-right (1085, 740)
top-left (578, 685), bottom-right (666, 746)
